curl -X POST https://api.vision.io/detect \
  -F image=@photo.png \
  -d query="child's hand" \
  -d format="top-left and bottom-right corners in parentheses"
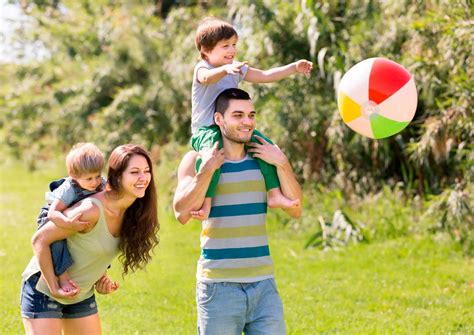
top-left (224, 61), bottom-right (248, 75)
top-left (295, 59), bottom-right (313, 77)
top-left (95, 275), bottom-right (119, 295)
top-left (53, 287), bottom-right (80, 299)
top-left (68, 213), bottom-right (92, 231)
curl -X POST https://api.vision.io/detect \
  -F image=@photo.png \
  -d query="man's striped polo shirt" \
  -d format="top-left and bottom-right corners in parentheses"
top-left (197, 154), bottom-right (274, 283)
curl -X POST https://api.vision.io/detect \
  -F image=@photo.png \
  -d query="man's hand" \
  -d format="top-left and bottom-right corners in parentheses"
top-left (198, 142), bottom-right (225, 176)
top-left (247, 135), bottom-right (289, 168)
top-left (224, 61), bottom-right (248, 75)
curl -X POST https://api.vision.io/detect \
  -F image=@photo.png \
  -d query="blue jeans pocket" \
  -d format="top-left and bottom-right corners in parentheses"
top-left (196, 282), bottom-right (216, 305)
top-left (269, 278), bottom-right (279, 293)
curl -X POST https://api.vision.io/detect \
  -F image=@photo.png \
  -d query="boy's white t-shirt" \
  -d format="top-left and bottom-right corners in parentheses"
top-left (191, 60), bottom-right (249, 135)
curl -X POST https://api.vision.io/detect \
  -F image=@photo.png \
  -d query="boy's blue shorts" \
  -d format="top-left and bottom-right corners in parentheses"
top-left (20, 272), bottom-right (98, 319)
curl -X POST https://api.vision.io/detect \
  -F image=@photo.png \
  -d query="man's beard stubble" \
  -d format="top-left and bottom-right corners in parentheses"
top-left (220, 127), bottom-right (253, 145)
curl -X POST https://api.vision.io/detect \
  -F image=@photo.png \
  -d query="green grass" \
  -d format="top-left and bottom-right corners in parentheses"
top-left (1, 159), bottom-right (473, 334)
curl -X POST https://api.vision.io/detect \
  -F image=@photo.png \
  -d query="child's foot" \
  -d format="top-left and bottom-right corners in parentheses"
top-left (58, 272), bottom-right (78, 293)
top-left (267, 188), bottom-right (301, 209)
top-left (190, 197), bottom-right (211, 221)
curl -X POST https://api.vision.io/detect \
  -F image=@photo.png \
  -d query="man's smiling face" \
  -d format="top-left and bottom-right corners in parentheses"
top-left (216, 99), bottom-right (256, 144)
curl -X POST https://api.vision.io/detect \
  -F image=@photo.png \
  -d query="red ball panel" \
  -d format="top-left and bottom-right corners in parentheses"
top-left (369, 58), bottom-right (411, 104)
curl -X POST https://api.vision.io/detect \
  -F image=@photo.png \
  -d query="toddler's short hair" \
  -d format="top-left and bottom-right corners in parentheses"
top-left (195, 17), bottom-right (238, 60)
top-left (66, 143), bottom-right (104, 177)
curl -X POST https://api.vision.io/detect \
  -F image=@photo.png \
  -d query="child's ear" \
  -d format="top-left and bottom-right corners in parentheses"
top-left (201, 48), bottom-right (210, 61)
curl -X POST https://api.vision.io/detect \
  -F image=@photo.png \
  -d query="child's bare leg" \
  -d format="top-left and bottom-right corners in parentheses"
top-left (58, 272), bottom-right (78, 293)
top-left (190, 197), bottom-right (211, 221)
top-left (267, 188), bottom-right (300, 209)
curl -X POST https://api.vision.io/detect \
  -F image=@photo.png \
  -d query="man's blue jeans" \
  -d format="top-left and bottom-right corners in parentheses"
top-left (196, 278), bottom-right (285, 335)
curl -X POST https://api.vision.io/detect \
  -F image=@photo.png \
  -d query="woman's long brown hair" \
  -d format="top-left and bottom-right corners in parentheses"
top-left (107, 144), bottom-right (159, 275)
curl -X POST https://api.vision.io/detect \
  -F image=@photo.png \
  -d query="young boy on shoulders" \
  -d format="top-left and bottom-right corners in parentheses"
top-left (191, 17), bottom-right (312, 220)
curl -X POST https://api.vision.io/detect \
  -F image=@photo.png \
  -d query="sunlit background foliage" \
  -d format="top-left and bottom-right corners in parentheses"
top-left (0, 0), bottom-right (472, 253)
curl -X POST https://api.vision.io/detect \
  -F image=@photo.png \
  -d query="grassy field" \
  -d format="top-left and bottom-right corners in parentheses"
top-left (1, 159), bottom-right (473, 334)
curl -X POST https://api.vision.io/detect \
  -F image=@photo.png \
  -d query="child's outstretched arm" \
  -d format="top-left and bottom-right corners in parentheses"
top-left (244, 59), bottom-right (313, 83)
top-left (197, 61), bottom-right (248, 85)
top-left (47, 198), bottom-right (91, 231)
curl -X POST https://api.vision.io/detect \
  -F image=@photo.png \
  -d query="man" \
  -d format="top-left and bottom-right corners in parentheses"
top-left (173, 88), bottom-right (302, 334)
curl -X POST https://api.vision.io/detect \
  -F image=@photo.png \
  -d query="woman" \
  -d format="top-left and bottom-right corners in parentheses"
top-left (20, 144), bottom-right (159, 335)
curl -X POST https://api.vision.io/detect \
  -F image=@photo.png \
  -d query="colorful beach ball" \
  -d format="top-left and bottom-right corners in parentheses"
top-left (337, 58), bottom-right (417, 139)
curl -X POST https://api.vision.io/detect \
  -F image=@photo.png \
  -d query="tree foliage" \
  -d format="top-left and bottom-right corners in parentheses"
top-left (1, 1), bottom-right (472, 194)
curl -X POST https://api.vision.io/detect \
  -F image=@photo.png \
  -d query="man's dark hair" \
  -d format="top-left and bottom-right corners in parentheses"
top-left (215, 88), bottom-right (251, 115)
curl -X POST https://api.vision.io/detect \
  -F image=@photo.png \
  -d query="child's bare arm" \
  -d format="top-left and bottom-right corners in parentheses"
top-left (47, 198), bottom-right (91, 231)
top-left (197, 62), bottom-right (248, 85)
top-left (244, 59), bottom-right (313, 83)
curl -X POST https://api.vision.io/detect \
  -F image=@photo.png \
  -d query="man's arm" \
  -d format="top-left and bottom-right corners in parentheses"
top-left (275, 158), bottom-right (303, 218)
top-left (173, 143), bottom-right (225, 224)
top-left (247, 136), bottom-right (303, 218)
top-left (244, 59), bottom-right (313, 84)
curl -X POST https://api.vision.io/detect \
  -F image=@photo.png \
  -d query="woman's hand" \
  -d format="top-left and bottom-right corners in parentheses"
top-left (46, 276), bottom-right (80, 300)
top-left (95, 274), bottom-right (119, 295)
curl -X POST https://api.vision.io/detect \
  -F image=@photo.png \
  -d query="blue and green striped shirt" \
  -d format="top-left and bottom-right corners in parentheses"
top-left (197, 155), bottom-right (274, 283)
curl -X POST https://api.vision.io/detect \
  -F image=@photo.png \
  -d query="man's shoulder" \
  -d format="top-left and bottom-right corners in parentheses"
top-left (176, 151), bottom-right (199, 181)
top-left (181, 150), bottom-right (199, 165)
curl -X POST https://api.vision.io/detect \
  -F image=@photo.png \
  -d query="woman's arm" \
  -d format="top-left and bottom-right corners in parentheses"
top-left (95, 273), bottom-right (119, 295)
top-left (31, 200), bottom-right (99, 299)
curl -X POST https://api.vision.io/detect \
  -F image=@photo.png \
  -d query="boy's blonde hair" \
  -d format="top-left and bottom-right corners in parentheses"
top-left (66, 143), bottom-right (104, 177)
top-left (195, 17), bottom-right (238, 60)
